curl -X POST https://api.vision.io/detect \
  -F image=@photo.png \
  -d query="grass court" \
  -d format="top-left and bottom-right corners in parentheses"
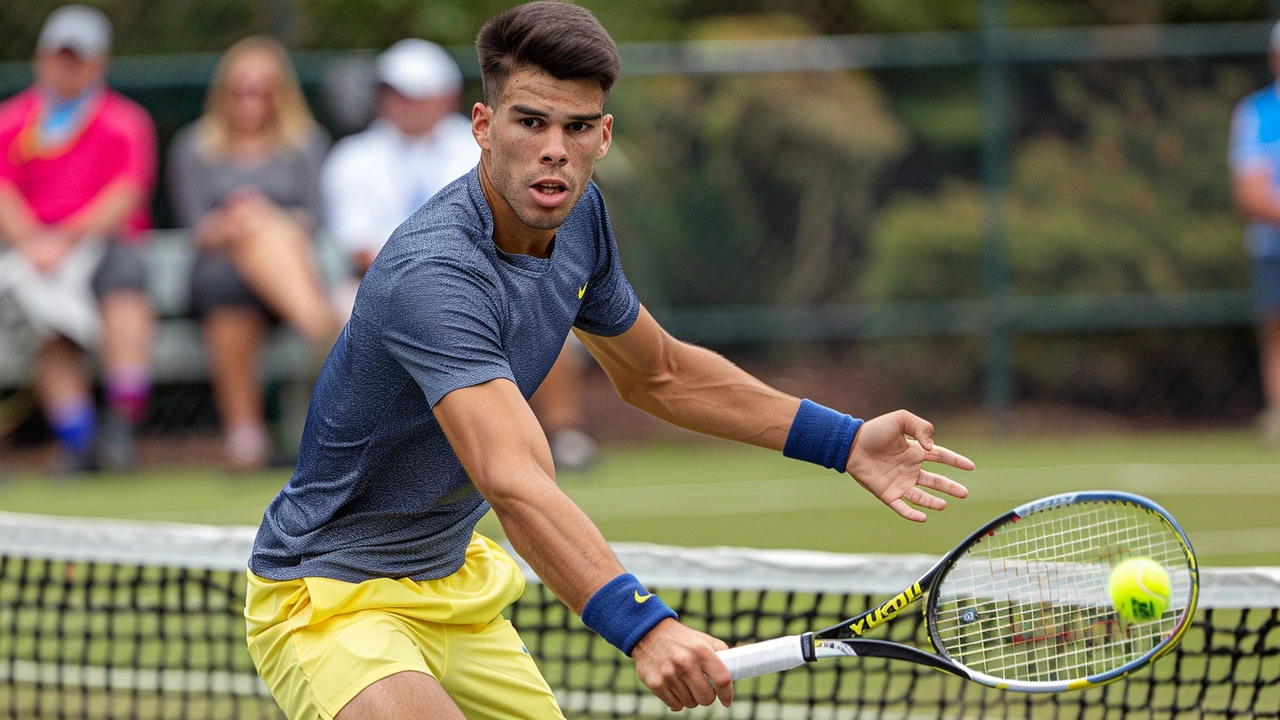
top-left (1, 427), bottom-right (1276, 566)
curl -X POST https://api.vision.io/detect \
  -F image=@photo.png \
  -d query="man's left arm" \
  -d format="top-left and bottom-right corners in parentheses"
top-left (59, 106), bottom-right (157, 240)
top-left (57, 178), bottom-right (142, 239)
top-left (576, 306), bottom-right (973, 522)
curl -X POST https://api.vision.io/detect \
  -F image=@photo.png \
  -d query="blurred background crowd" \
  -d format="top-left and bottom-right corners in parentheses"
top-left (1, 0), bottom-right (1279, 477)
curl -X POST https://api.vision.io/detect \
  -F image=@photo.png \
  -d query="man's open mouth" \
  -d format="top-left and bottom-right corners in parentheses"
top-left (532, 180), bottom-right (567, 195)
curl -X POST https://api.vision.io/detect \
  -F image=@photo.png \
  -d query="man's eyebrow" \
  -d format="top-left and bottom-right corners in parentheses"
top-left (510, 104), bottom-right (549, 118)
top-left (509, 104), bottom-right (602, 122)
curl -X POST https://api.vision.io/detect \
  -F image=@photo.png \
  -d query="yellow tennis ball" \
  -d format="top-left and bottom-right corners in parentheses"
top-left (1109, 557), bottom-right (1172, 623)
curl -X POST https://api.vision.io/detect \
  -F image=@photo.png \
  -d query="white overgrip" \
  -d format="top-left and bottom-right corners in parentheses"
top-left (715, 635), bottom-right (807, 680)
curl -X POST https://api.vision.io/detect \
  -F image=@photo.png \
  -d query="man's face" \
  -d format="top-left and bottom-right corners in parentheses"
top-left (34, 49), bottom-right (106, 101)
top-left (380, 87), bottom-right (457, 136)
top-left (223, 50), bottom-right (280, 135)
top-left (472, 67), bottom-right (613, 231)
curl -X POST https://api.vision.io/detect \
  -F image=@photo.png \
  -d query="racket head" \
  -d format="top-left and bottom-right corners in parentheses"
top-left (925, 491), bottom-right (1199, 693)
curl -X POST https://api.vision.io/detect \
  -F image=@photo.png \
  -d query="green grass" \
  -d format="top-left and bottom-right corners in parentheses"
top-left (2, 428), bottom-right (1275, 565)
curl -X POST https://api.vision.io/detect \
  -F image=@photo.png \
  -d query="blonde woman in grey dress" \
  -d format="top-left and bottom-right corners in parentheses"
top-left (168, 37), bottom-right (336, 470)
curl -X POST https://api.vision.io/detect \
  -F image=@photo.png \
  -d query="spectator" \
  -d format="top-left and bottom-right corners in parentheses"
top-left (1230, 21), bottom-right (1280, 447)
top-left (322, 38), bottom-right (599, 470)
top-left (321, 39), bottom-right (477, 280)
top-left (168, 36), bottom-right (335, 471)
top-left (0, 5), bottom-right (157, 472)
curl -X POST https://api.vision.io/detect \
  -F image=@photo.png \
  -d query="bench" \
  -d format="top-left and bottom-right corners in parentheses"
top-left (0, 230), bottom-right (351, 440)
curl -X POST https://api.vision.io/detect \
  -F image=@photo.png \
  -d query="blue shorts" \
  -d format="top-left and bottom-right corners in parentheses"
top-left (1254, 256), bottom-right (1280, 319)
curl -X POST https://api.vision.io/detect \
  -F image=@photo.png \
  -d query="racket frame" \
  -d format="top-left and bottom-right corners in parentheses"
top-left (797, 490), bottom-right (1200, 692)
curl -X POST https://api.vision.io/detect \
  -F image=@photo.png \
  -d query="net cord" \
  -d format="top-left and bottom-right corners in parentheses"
top-left (1, 510), bottom-right (1275, 608)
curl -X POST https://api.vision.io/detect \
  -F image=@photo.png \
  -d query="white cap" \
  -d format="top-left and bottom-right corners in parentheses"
top-left (376, 39), bottom-right (462, 99)
top-left (37, 5), bottom-right (112, 58)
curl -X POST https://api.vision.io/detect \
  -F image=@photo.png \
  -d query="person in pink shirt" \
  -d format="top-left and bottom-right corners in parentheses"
top-left (0, 5), bottom-right (157, 472)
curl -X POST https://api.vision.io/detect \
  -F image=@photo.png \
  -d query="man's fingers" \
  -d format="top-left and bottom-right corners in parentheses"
top-left (893, 410), bottom-right (934, 451)
top-left (668, 679), bottom-right (697, 710)
top-left (923, 444), bottom-right (975, 472)
top-left (701, 649), bottom-right (734, 707)
top-left (904, 486), bottom-right (945, 511)
top-left (687, 663), bottom-right (718, 707)
top-left (889, 497), bottom-right (927, 523)
top-left (918, 471), bottom-right (969, 499)
top-left (646, 680), bottom-right (681, 713)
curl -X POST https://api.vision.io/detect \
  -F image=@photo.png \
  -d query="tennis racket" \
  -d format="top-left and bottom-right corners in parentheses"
top-left (715, 491), bottom-right (1199, 693)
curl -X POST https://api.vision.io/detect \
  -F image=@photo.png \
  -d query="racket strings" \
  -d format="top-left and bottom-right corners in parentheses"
top-left (931, 501), bottom-right (1191, 684)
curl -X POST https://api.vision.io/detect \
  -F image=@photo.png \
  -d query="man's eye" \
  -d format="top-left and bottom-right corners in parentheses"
top-left (568, 122), bottom-right (588, 132)
top-left (520, 118), bottom-right (540, 128)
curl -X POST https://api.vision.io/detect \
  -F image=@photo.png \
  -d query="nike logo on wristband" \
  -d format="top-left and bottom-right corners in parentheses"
top-left (634, 590), bottom-right (653, 603)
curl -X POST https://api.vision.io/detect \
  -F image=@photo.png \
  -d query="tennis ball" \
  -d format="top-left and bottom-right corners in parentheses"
top-left (1109, 557), bottom-right (1172, 623)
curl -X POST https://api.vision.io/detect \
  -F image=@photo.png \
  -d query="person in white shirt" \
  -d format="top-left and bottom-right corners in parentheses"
top-left (322, 38), bottom-right (600, 471)
top-left (322, 39), bottom-right (478, 277)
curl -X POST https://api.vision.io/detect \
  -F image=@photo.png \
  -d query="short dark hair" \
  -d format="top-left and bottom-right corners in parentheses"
top-left (475, 1), bottom-right (620, 106)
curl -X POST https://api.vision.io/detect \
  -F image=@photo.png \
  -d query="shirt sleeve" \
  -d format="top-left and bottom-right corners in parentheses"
top-left (574, 187), bottom-right (640, 337)
top-left (377, 244), bottom-right (515, 407)
top-left (296, 130), bottom-right (330, 229)
top-left (0, 96), bottom-right (29, 190)
top-left (1230, 98), bottom-right (1268, 176)
top-left (321, 138), bottom-right (386, 254)
top-left (119, 103), bottom-right (157, 194)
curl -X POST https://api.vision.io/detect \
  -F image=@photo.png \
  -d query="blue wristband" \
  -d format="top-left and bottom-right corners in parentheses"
top-left (782, 399), bottom-right (863, 471)
top-left (581, 573), bottom-right (677, 656)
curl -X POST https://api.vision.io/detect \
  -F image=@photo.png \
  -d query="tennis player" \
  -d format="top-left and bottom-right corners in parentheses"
top-left (245, 2), bottom-right (974, 718)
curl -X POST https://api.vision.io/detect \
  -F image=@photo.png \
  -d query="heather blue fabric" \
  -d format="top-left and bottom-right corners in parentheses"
top-left (250, 168), bottom-right (640, 583)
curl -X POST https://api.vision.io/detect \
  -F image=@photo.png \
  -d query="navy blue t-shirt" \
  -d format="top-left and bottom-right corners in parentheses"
top-left (249, 168), bottom-right (640, 583)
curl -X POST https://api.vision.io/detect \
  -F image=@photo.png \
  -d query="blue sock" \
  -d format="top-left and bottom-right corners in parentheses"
top-left (49, 400), bottom-right (96, 455)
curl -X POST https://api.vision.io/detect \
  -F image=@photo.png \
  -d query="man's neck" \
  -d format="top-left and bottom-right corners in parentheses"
top-left (395, 126), bottom-right (437, 142)
top-left (41, 83), bottom-right (101, 107)
top-left (478, 157), bottom-right (555, 259)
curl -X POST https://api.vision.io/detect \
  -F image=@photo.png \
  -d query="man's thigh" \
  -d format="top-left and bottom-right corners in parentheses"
top-left (440, 617), bottom-right (566, 720)
top-left (91, 241), bottom-right (148, 298)
top-left (248, 581), bottom-right (561, 719)
top-left (336, 671), bottom-right (465, 720)
top-left (252, 607), bottom-right (439, 719)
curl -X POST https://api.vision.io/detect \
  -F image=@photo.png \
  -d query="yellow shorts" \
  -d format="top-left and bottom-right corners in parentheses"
top-left (244, 533), bottom-right (565, 720)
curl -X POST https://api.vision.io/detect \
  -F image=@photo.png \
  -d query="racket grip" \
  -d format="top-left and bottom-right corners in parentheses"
top-left (716, 636), bottom-right (807, 680)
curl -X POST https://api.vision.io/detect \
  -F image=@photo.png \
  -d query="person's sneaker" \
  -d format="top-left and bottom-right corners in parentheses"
top-left (549, 428), bottom-right (598, 473)
top-left (96, 410), bottom-right (137, 472)
top-left (46, 445), bottom-right (99, 477)
top-left (225, 423), bottom-right (271, 473)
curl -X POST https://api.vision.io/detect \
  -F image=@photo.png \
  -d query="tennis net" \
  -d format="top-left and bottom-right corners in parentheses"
top-left (1, 511), bottom-right (1276, 719)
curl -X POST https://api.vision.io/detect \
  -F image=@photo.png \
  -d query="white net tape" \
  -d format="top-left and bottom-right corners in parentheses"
top-left (0, 510), bottom-right (1274, 607)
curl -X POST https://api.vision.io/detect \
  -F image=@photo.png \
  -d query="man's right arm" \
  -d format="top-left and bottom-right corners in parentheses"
top-left (319, 141), bottom-right (385, 272)
top-left (0, 184), bottom-right (38, 247)
top-left (1233, 169), bottom-right (1280, 224)
top-left (431, 377), bottom-right (734, 711)
top-left (1230, 99), bottom-right (1280, 224)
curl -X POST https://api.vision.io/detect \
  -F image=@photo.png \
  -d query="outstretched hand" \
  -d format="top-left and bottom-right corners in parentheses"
top-left (845, 410), bottom-right (974, 522)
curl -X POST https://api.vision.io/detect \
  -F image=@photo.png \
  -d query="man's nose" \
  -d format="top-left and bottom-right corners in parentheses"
top-left (541, 130), bottom-right (568, 165)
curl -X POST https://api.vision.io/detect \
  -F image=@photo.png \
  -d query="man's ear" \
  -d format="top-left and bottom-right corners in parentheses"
top-left (597, 114), bottom-right (613, 160)
top-left (472, 102), bottom-right (493, 151)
